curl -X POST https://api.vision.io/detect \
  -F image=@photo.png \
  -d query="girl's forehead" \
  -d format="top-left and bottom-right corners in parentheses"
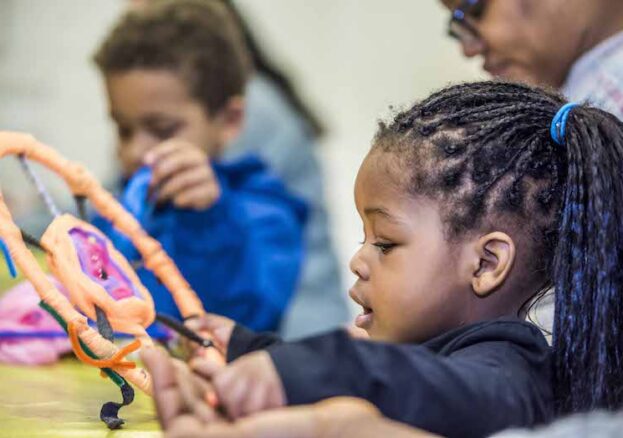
top-left (357, 151), bottom-right (409, 191)
top-left (355, 153), bottom-right (420, 216)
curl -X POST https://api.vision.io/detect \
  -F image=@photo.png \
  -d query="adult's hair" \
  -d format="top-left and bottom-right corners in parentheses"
top-left (221, 0), bottom-right (325, 137)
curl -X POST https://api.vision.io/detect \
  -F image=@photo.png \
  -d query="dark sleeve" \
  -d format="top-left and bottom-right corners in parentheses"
top-left (226, 324), bottom-right (283, 363)
top-left (265, 330), bottom-right (548, 438)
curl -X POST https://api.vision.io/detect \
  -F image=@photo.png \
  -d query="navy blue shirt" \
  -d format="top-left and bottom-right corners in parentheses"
top-left (227, 318), bottom-right (553, 438)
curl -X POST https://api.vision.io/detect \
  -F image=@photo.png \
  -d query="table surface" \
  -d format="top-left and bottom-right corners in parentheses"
top-left (0, 252), bottom-right (161, 437)
top-left (0, 359), bottom-right (161, 438)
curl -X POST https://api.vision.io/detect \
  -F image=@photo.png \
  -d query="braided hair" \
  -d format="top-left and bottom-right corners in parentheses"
top-left (373, 81), bottom-right (623, 414)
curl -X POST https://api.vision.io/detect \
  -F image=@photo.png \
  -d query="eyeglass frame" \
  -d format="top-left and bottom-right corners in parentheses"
top-left (447, 0), bottom-right (486, 46)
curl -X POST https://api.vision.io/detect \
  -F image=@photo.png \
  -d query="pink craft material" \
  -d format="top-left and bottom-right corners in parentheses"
top-left (0, 278), bottom-right (72, 365)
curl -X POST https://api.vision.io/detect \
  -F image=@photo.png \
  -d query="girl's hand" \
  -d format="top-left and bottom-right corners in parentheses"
top-left (191, 350), bottom-right (286, 420)
top-left (144, 140), bottom-right (220, 210)
top-left (184, 313), bottom-right (236, 362)
top-left (140, 347), bottom-right (224, 432)
top-left (143, 348), bottom-right (438, 438)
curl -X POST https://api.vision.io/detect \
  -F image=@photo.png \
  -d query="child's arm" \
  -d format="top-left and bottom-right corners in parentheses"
top-left (225, 324), bottom-right (283, 362)
top-left (199, 325), bottom-right (551, 437)
top-left (142, 346), bottom-right (439, 438)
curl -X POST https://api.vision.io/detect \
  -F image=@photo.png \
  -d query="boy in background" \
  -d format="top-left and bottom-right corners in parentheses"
top-left (93, 0), bottom-right (306, 331)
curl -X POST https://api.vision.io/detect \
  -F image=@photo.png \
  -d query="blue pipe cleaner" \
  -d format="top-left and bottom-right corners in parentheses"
top-left (0, 238), bottom-right (17, 278)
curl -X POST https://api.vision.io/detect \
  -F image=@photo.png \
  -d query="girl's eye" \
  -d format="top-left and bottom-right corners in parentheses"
top-left (373, 242), bottom-right (396, 254)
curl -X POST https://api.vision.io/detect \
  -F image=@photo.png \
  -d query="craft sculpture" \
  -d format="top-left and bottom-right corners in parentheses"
top-left (0, 131), bottom-right (211, 428)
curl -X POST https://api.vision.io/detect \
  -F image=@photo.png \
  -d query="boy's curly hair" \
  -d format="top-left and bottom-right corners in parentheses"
top-left (94, 0), bottom-right (251, 115)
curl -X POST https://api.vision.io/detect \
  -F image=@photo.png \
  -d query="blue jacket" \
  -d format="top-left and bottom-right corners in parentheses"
top-left (226, 75), bottom-right (349, 338)
top-left (94, 155), bottom-right (307, 331)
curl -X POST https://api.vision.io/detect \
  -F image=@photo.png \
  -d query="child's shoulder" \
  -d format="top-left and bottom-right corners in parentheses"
top-left (425, 317), bottom-right (550, 358)
top-left (213, 153), bottom-right (273, 189)
top-left (214, 154), bottom-right (308, 221)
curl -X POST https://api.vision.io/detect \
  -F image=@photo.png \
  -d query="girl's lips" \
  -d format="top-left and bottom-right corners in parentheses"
top-left (355, 307), bottom-right (374, 329)
top-left (349, 288), bottom-right (374, 329)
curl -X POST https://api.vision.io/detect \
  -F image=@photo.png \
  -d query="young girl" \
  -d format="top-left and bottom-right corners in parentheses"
top-left (144, 80), bottom-right (623, 438)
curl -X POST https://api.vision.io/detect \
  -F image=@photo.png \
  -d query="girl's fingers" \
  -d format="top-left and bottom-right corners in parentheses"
top-left (215, 372), bottom-right (249, 420)
top-left (184, 315), bottom-right (235, 360)
top-left (240, 383), bottom-right (269, 418)
top-left (166, 414), bottom-right (210, 438)
top-left (186, 314), bottom-right (235, 344)
top-left (189, 357), bottom-right (224, 380)
top-left (173, 359), bottom-right (221, 424)
top-left (140, 348), bottom-right (187, 428)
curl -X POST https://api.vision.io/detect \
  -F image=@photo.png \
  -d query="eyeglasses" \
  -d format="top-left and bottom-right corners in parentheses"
top-left (447, 0), bottom-right (486, 46)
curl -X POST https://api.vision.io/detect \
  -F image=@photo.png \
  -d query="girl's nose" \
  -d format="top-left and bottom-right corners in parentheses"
top-left (349, 248), bottom-right (369, 281)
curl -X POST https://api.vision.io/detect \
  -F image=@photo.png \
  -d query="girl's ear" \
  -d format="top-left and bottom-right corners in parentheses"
top-left (214, 96), bottom-right (245, 145)
top-left (471, 232), bottom-right (516, 297)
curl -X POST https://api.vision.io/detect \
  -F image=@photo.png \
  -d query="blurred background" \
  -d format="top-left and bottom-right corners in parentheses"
top-left (0, 0), bottom-right (483, 315)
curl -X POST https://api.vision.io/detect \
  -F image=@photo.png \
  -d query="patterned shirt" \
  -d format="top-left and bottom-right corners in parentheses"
top-left (562, 31), bottom-right (623, 119)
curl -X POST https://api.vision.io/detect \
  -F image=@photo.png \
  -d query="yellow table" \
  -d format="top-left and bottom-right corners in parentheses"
top-left (0, 359), bottom-right (160, 438)
top-left (0, 253), bottom-right (161, 437)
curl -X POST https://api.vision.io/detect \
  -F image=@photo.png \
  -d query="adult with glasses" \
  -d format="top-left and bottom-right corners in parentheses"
top-left (442, 0), bottom-right (623, 119)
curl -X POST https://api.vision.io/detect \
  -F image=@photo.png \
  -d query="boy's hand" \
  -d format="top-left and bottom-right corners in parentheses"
top-left (144, 140), bottom-right (220, 210)
top-left (191, 350), bottom-right (286, 420)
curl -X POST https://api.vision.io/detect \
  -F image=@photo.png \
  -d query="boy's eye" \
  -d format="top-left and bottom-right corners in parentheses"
top-left (373, 242), bottom-right (396, 254)
top-left (149, 123), bottom-right (181, 141)
top-left (117, 125), bottom-right (132, 140)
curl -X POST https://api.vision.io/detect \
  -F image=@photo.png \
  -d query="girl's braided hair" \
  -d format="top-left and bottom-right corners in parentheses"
top-left (374, 81), bottom-right (623, 414)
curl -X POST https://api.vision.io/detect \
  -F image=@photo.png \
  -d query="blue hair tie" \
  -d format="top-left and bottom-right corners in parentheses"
top-left (551, 102), bottom-right (579, 145)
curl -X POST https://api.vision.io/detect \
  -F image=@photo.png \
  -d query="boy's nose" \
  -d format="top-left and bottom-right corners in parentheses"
top-left (127, 133), bottom-right (157, 163)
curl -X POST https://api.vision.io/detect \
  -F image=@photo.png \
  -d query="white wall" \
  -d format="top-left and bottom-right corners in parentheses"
top-left (0, 0), bottom-right (484, 311)
top-left (0, 0), bottom-right (125, 218)
top-left (233, 0), bottom-right (484, 297)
